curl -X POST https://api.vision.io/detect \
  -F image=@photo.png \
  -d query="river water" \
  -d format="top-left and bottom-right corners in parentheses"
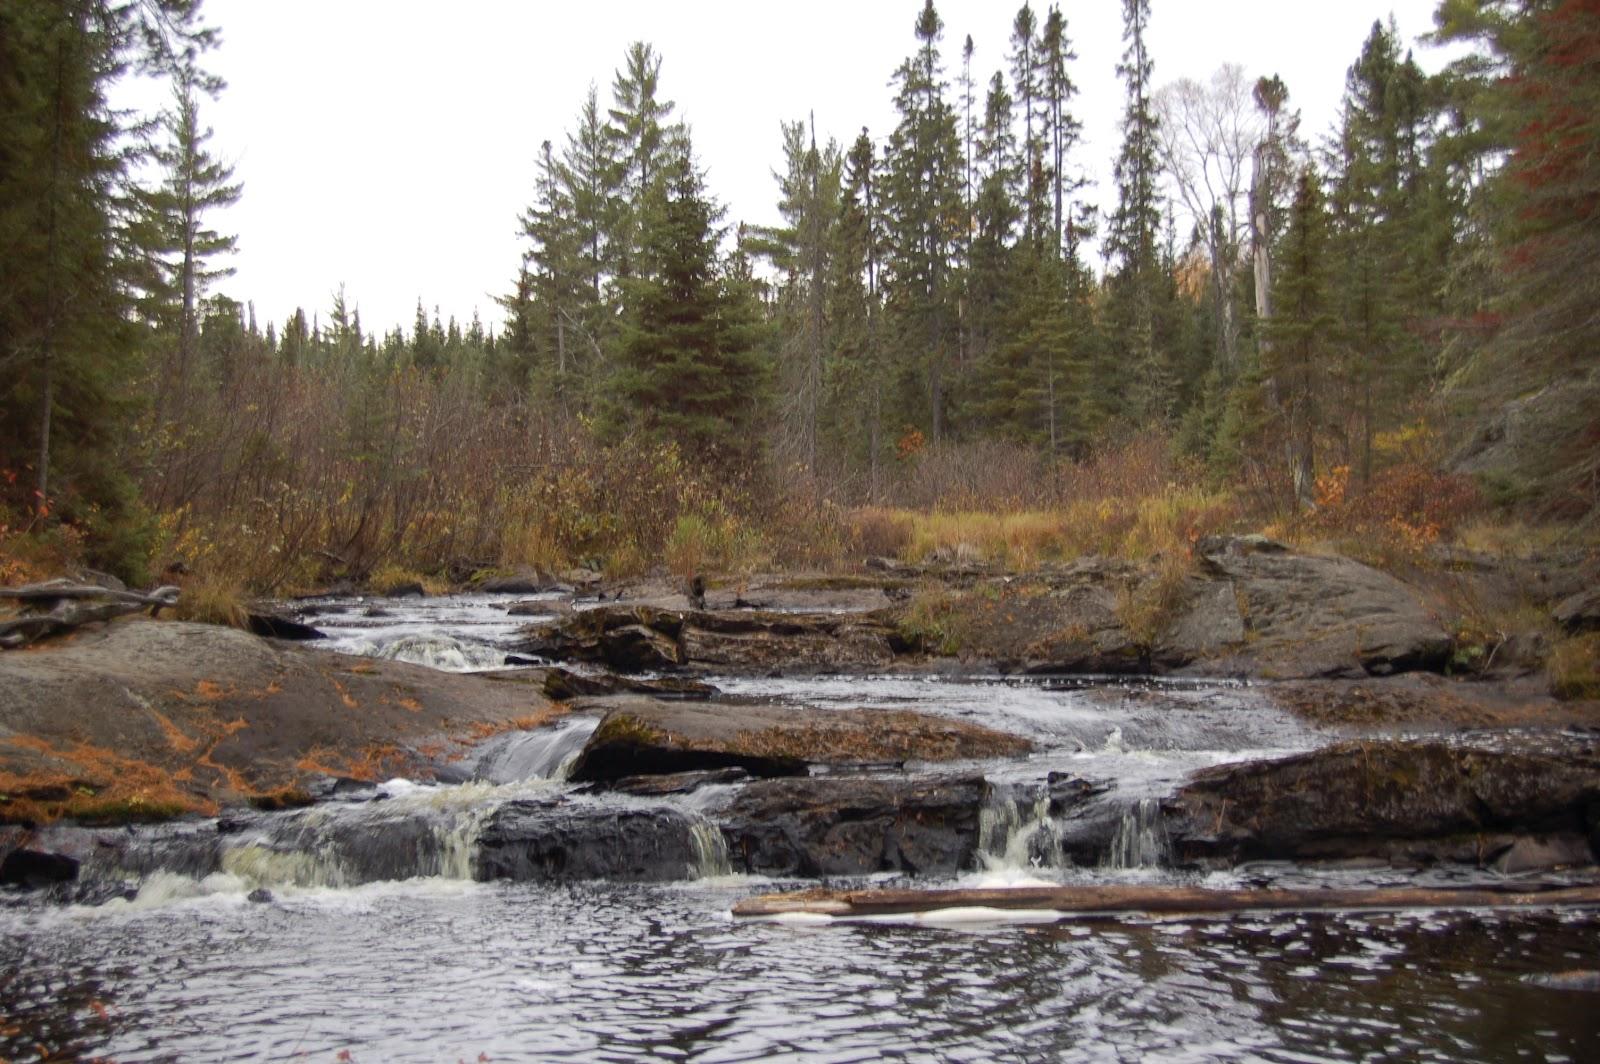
top-left (3, 594), bottom-right (1596, 1061)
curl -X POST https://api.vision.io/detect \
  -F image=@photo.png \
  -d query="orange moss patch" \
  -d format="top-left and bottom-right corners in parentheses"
top-left (293, 743), bottom-right (412, 782)
top-left (195, 680), bottom-right (227, 701)
top-left (147, 708), bottom-right (201, 755)
top-left (0, 737), bottom-right (219, 825)
top-left (461, 706), bottom-right (567, 743)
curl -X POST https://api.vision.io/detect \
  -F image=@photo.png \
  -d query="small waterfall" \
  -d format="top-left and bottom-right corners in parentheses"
top-left (215, 789), bottom-right (503, 889)
top-left (977, 792), bottom-right (1066, 873)
top-left (1102, 798), bottom-right (1170, 870)
top-left (687, 818), bottom-right (733, 879)
top-left (472, 718), bottom-right (600, 784)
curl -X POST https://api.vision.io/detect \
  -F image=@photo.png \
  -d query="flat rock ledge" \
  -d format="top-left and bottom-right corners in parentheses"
top-left (566, 697), bottom-right (1032, 783)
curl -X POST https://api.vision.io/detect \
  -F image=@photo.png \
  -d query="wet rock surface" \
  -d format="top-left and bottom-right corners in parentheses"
top-left (515, 605), bottom-right (912, 674)
top-left (0, 619), bottom-right (558, 818)
top-left (476, 801), bottom-right (701, 883)
top-left (716, 776), bottom-right (988, 877)
top-left (1167, 737), bottom-right (1600, 869)
top-left (567, 697), bottom-right (1031, 783)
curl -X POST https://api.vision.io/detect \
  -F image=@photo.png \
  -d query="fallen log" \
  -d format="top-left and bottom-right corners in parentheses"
top-left (0, 580), bottom-right (181, 610)
top-left (732, 883), bottom-right (1600, 920)
top-left (0, 584), bottom-right (180, 649)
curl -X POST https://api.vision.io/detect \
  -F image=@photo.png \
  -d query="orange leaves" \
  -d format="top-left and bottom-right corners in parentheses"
top-left (895, 427), bottom-right (926, 462)
top-left (1307, 462), bottom-right (1482, 555)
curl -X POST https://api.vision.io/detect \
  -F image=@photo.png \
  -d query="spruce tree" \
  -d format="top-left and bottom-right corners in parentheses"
top-left (882, 0), bottom-right (965, 442)
top-left (608, 154), bottom-right (768, 466)
top-left (142, 65), bottom-right (241, 415)
top-left (0, 0), bottom-right (214, 566)
top-left (1105, 0), bottom-right (1166, 423)
top-left (1266, 168), bottom-right (1335, 508)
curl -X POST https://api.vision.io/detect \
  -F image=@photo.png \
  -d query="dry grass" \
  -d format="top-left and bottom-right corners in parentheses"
top-left (1549, 634), bottom-right (1600, 701)
top-left (173, 571), bottom-right (250, 629)
top-left (1114, 550), bottom-right (1197, 650)
top-left (868, 486), bottom-right (1236, 569)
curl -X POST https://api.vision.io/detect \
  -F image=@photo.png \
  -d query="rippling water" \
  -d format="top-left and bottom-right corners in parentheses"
top-left (5, 596), bottom-right (1596, 1060)
top-left (3, 877), bottom-right (1596, 1062)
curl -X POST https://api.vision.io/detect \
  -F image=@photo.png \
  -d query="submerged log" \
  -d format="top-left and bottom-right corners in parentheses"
top-left (732, 883), bottom-right (1600, 919)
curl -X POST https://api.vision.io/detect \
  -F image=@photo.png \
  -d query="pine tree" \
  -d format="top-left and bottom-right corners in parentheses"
top-left (751, 119), bottom-right (844, 474)
top-left (608, 154), bottom-right (768, 465)
top-left (0, 0), bottom-right (214, 564)
top-left (1266, 168), bottom-right (1335, 508)
top-left (1009, 3), bottom-right (1050, 247)
top-left (882, 0), bottom-right (966, 442)
top-left (142, 64), bottom-right (240, 414)
top-left (1329, 20), bottom-right (1442, 483)
top-left (969, 71), bottom-right (1022, 429)
top-left (1039, 5), bottom-right (1083, 258)
top-left (1105, 0), bottom-right (1167, 423)
top-left (608, 42), bottom-right (683, 281)
top-left (837, 129), bottom-right (889, 496)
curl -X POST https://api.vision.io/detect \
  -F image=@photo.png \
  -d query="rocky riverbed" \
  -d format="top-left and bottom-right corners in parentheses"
top-left (3, 536), bottom-right (1598, 893)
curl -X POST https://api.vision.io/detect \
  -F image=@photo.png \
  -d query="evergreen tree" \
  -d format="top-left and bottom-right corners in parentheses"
top-left (141, 63), bottom-right (240, 414)
top-left (1039, 5), bottom-right (1083, 258)
top-left (751, 119), bottom-right (844, 474)
top-left (0, 0), bottom-right (214, 563)
top-left (608, 154), bottom-right (768, 465)
top-left (1105, 0), bottom-right (1167, 422)
top-left (1328, 19), bottom-right (1445, 482)
top-left (608, 42), bottom-right (683, 281)
top-left (836, 130), bottom-right (890, 496)
top-left (1266, 168), bottom-right (1335, 508)
top-left (1009, 3), bottom-right (1050, 247)
top-left (882, 0), bottom-right (966, 442)
top-left (969, 70), bottom-right (1022, 430)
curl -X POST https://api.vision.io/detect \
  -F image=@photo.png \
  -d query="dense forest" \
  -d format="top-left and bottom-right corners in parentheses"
top-left (1, 0), bottom-right (1596, 593)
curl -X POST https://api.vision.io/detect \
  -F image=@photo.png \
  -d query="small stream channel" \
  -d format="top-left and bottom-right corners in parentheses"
top-left (2, 593), bottom-right (1596, 1061)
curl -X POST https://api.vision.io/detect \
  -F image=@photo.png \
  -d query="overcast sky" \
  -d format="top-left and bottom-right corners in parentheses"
top-left (176, 0), bottom-right (1455, 337)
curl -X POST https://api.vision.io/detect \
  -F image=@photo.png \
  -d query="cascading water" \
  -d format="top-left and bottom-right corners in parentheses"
top-left (687, 818), bottom-right (733, 879)
top-left (1102, 797), bottom-right (1171, 870)
top-left (471, 717), bottom-right (601, 784)
top-left (371, 633), bottom-right (508, 672)
top-left (977, 790), bottom-right (1067, 874)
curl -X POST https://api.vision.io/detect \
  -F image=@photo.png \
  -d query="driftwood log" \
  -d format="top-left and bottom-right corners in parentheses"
top-left (0, 581), bottom-right (180, 649)
top-left (732, 883), bottom-right (1600, 920)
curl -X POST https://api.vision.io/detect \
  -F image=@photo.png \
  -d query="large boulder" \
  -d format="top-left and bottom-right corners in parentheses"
top-left (1554, 586), bottom-right (1600, 634)
top-left (716, 776), bottom-right (989, 877)
top-left (1192, 535), bottom-right (1452, 678)
top-left (1167, 737), bottom-right (1600, 869)
top-left (566, 697), bottom-right (1031, 783)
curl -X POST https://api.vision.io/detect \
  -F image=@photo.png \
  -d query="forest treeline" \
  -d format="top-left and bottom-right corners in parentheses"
top-left (1, 0), bottom-right (1596, 589)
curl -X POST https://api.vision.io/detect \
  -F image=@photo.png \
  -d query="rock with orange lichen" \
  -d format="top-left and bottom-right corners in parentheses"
top-left (0, 618), bottom-right (556, 823)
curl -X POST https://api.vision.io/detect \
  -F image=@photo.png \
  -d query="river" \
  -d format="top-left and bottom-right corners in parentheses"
top-left (2, 594), bottom-right (1596, 1061)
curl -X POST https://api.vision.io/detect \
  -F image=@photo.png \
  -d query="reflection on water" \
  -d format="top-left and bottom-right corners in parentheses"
top-left (2, 879), bottom-right (1595, 1062)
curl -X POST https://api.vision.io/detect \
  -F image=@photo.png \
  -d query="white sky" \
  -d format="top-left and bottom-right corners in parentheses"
top-left (180, 0), bottom-right (1454, 337)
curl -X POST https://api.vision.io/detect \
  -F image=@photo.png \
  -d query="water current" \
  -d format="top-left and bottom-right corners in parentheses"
top-left (3, 594), bottom-right (1595, 1061)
